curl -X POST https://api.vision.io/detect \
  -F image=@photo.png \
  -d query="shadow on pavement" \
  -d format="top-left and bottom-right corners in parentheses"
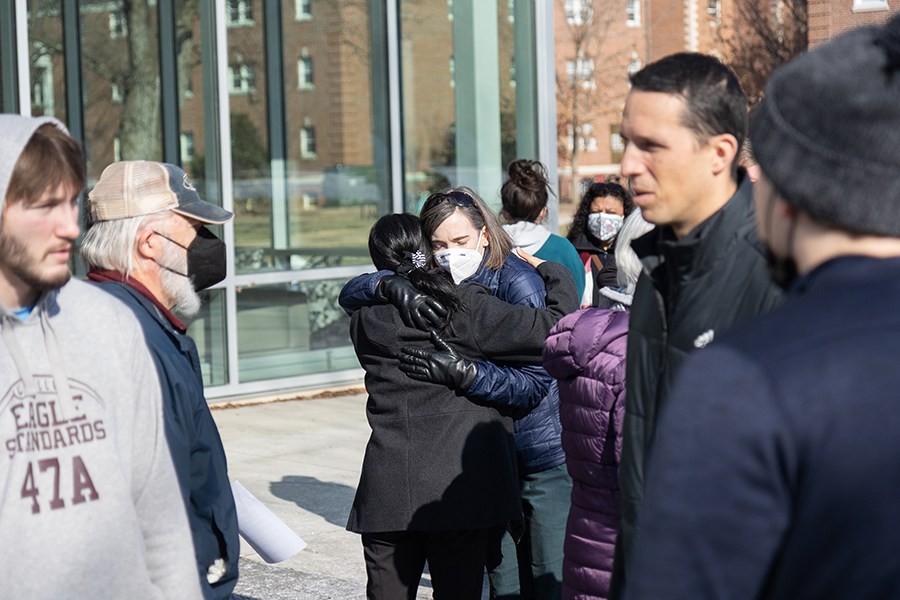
top-left (270, 475), bottom-right (357, 527)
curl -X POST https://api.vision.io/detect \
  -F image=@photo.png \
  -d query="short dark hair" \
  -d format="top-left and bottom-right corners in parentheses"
top-left (7, 124), bottom-right (85, 207)
top-left (629, 53), bottom-right (747, 179)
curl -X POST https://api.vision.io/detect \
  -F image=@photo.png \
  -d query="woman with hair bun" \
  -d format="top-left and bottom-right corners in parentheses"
top-left (501, 159), bottom-right (586, 302)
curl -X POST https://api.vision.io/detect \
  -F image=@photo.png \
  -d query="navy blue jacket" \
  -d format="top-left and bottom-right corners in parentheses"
top-left (339, 251), bottom-right (568, 474)
top-left (623, 256), bottom-right (900, 600)
top-left (93, 280), bottom-right (239, 600)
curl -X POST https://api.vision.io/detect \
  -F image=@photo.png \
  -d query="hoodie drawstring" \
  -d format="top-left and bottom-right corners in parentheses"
top-left (40, 308), bottom-right (73, 408)
top-left (1, 314), bottom-right (39, 398)
top-left (0, 294), bottom-right (73, 407)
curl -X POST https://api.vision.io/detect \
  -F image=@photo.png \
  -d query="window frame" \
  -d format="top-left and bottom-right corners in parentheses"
top-left (626, 0), bottom-right (641, 27)
top-left (300, 126), bottom-right (317, 159)
top-left (227, 63), bottom-right (256, 94)
top-left (226, 0), bottom-right (254, 27)
top-left (297, 56), bottom-right (314, 89)
top-left (109, 12), bottom-right (128, 39)
top-left (295, 0), bottom-right (313, 20)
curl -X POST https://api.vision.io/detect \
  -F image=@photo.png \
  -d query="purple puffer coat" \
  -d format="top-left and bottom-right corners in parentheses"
top-left (542, 307), bottom-right (629, 600)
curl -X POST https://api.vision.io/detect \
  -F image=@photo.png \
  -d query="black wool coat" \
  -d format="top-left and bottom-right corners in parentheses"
top-left (346, 262), bottom-right (577, 533)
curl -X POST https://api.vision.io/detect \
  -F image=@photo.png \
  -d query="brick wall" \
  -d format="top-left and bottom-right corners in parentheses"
top-left (808, 0), bottom-right (895, 47)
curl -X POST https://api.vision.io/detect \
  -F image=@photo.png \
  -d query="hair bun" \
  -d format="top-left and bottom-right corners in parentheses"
top-left (507, 159), bottom-right (546, 193)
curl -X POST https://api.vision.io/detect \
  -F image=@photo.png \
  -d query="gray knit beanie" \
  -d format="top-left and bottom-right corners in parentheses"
top-left (750, 16), bottom-right (900, 236)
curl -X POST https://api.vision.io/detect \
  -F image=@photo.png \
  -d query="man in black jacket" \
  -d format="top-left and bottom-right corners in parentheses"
top-left (622, 17), bottom-right (900, 599)
top-left (81, 161), bottom-right (240, 600)
top-left (611, 53), bottom-right (782, 594)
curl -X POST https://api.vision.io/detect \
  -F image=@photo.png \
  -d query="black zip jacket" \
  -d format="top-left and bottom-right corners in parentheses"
top-left (612, 173), bottom-right (783, 594)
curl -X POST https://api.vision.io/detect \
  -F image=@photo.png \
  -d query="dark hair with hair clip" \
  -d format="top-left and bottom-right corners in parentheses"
top-left (501, 159), bottom-right (555, 223)
top-left (566, 182), bottom-right (635, 244)
top-left (368, 213), bottom-right (462, 329)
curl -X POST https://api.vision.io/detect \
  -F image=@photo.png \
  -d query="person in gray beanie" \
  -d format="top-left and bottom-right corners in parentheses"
top-left (618, 15), bottom-right (900, 600)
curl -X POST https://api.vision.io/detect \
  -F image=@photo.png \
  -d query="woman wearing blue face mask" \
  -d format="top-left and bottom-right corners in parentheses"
top-left (566, 181), bottom-right (635, 307)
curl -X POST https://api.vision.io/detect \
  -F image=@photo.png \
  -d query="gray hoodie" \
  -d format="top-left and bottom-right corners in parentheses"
top-left (0, 115), bottom-right (202, 599)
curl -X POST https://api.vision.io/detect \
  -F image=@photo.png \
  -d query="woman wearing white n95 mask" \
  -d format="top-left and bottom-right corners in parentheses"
top-left (417, 187), bottom-right (575, 600)
top-left (338, 185), bottom-right (577, 599)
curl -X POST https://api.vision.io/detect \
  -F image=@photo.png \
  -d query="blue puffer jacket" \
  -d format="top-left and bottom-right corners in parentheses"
top-left (338, 251), bottom-right (567, 475)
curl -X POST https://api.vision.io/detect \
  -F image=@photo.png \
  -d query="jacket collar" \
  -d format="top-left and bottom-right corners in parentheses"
top-left (570, 231), bottom-right (607, 255)
top-left (633, 170), bottom-right (756, 286)
top-left (792, 255), bottom-right (900, 296)
top-left (464, 247), bottom-right (499, 288)
top-left (87, 268), bottom-right (187, 333)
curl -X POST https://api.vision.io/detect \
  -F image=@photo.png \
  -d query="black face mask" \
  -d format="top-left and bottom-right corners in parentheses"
top-left (765, 248), bottom-right (799, 291)
top-left (760, 188), bottom-right (800, 291)
top-left (154, 226), bottom-right (227, 291)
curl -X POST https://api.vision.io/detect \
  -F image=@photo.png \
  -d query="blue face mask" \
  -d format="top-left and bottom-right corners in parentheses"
top-left (587, 212), bottom-right (624, 242)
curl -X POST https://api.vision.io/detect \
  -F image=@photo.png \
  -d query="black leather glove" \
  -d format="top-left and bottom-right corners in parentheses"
top-left (399, 331), bottom-right (478, 391)
top-left (376, 275), bottom-right (449, 330)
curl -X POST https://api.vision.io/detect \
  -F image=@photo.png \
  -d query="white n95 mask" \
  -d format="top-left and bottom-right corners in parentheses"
top-left (434, 230), bottom-right (485, 284)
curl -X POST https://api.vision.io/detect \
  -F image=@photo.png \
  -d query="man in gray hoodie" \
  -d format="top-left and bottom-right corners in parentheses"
top-left (0, 115), bottom-right (202, 599)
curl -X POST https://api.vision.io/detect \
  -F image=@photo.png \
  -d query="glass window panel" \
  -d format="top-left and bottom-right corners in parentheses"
top-left (176, 2), bottom-right (227, 389)
top-left (185, 288), bottom-right (229, 388)
top-left (27, 1), bottom-right (68, 122)
top-left (231, 1), bottom-right (388, 276)
top-left (227, 5), bottom-right (272, 271)
top-left (498, 0), bottom-right (517, 169)
top-left (281, 1), bottom-right (388, 269)
top-left (400, 0), bottom-right (457, 212)
top-left (400, 0), bottom-right (537, 212)
top-left (176, 0), bottom-right (212, 186)
top-left (0, 9), bottom-right (4, 113)
top-left (236, 280), bottom-right (359, 383)
top-left (80, 0), bottom-right (163, 185)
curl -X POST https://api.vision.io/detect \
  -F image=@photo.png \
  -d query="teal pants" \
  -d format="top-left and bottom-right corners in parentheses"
top-left (488, 463), bottom-right (572, 600)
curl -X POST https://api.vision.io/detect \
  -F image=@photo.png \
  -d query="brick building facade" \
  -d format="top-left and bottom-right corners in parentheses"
top-left (808, 0), bottom-right (895, 47)
top-left (555, 0), bottom-right (729, 200)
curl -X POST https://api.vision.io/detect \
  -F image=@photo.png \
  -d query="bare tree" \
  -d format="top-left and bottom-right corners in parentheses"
top-left (719, 0), bottom-right (807, 107)
top-left (556, 0), bottom-right (633, 203)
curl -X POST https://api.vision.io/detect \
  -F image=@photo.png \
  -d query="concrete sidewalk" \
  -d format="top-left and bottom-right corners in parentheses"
top-left (212, 393), bottom-right (451, 600)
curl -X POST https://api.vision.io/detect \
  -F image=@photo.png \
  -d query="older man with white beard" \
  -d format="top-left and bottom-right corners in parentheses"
top-left (81, 160), bottom-right (240, 600)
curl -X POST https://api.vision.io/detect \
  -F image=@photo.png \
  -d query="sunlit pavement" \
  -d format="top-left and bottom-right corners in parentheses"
top-left (213, 392), bottom-right (466, 600)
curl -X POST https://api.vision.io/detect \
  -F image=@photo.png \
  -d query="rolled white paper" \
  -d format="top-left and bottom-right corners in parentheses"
top-left (231, 480), bottom-right (307, 563)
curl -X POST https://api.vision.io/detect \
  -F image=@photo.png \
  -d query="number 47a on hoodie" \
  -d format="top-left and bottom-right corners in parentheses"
top-left (21, 455), bottom-right (99, 514)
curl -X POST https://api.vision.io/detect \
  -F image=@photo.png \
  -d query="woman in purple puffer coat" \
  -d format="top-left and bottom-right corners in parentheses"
top-left (542, 209), bottom-right (652, 600)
